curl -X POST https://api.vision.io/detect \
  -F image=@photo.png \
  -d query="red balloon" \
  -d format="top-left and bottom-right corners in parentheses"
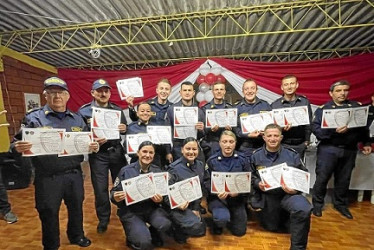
top-left (216, 74), bottom-right (226, 83)
top-left (205, 73), bottom-right (217, 85)
top-left (196, 74), bottom-right (206, 85)
top-left (198, 100), bottom-right (208, 108)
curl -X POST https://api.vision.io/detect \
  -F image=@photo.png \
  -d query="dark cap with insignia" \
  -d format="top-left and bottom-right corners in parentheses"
top-left (92, 79), bottom-right (112, 90)
top-left (44, 77), bottom-right (69, 91)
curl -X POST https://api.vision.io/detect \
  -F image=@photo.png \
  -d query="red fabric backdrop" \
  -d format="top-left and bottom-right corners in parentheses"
top-left (58, 54), bottom-right (374, 112)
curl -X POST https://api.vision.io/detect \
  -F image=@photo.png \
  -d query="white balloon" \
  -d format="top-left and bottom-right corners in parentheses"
top-left (199, 64), bottom-right (210, 76)
top-left (196, 92), bottom-right (205, 102)
top-left (211, 66), bottom-right (223, 75)
top-left (204, 90), bottom-right (214, 102)
top-left (199, 83), bottom-right (210, 93)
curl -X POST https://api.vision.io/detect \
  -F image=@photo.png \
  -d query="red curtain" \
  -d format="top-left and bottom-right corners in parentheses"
top-left (59, 54), bottom-right (374, 112)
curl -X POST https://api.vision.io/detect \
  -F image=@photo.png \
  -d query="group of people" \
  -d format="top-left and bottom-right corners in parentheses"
top-left (4, 73), bottom-right (372, 250)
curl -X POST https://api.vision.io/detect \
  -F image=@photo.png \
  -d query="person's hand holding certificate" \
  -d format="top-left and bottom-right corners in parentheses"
top-left (168, 176), bottom-right (202, 209)
top-left (22, 128), bottom-right (65, 156)
top-left (121, 173), bottom-right (156, 206)
top-left (116, 77), bottom-right (144, 100)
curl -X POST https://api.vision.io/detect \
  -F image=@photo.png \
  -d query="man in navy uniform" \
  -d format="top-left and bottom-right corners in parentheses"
top-left (250, 123), bottom-right (312, 250)
top-left (12, 77), bottom-right (98, 249)
top-left (201, 82), bottom-right (233, 159)
top-left (165, 81), bottom-right (205, 161)
top-left (311, 80), bottom-right (372, 219)
top-left (271, 75), bottom-right (312, 161)
top-left (127, 78), bottom-right (173, 124)
top-left (78, 79), bottom-right (128, 233)
top-left (235, 79), bottom-right (272, 154)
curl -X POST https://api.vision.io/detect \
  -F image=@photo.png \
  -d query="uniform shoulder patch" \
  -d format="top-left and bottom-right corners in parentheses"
top-left (26, 107), bottom-right (42, 114)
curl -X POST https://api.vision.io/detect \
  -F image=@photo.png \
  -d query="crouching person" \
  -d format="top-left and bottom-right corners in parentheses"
top-left (250, 124), bottom-right (312, 250)
top-left (110, 141), bottom-right (171, 249)
top-left (166, 137), bottom-right (206, 243)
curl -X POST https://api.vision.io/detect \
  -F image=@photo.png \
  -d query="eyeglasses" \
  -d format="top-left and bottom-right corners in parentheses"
top-left (46, 90), bottom-right (69, 96)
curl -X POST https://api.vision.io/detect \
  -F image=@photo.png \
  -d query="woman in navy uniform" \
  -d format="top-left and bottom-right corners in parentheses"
top-left (166, 137), bottom-right (206, 243)
top-left (126, 102), bottom-right (172, 168)
top-left (12, 77), bottom-right (98, 249)
top-left (204, 130), bottom-right (249, 236)
top-left (110, 141), bottom-right (171, 249)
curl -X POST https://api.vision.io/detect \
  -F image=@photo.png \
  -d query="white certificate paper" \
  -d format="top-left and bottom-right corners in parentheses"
top-left (22, 128), bottom-right (65, 156)
top-left (174, 107), bottom-right (198, 126)
top-left (91, 128), bottom-right (120, 140)
top-left (321, 106), bottom-right (369, 128)
top-left (258, 163), bottom-right (286, 191)
top-left (273, 106), bottom-right (310, 127)
top-left (206, 108), bottom-right (238, 128)
top-left (121, 173), bottom-right (156, 206)
top-left (168, 176), bottom-right (202, 209)
top-left (280, 166), bottom-right (310, 194)
top-left (91, 107), bottom-right (121, 130)
top-left (240, 112), bottom-right (273, 133)
top-left (126, 134), bottom-right (152, 154)
top-left (116, 77), bottom-right (144, 100)
top-left (153, 172), bottom-right (169, 196)
top-left (173, 126), bottom-right (197, 139)
top-left (211, 171), bottom-right (251, 194)
top-left (59, 132), bottom-right (93, 157)
top-left (147, 126), bottom-right (172, 144)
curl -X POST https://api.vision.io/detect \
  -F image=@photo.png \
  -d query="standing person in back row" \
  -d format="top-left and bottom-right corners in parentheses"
top-left (271, 75), bottom-right (313, 161)
top-left (78, 79), bottom-right (128, 234)
top-left (311, 80), bottom-right (372, 219)
top-left (235, 79), bottom-right (272, 155)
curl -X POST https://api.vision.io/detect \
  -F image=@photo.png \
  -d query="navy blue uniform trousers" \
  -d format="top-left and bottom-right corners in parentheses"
top-left (35, 170), bottom-right (84, 250)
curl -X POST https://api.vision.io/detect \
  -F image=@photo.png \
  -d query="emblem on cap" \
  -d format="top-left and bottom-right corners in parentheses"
top-left (98, 79), bottom-right (106, 84)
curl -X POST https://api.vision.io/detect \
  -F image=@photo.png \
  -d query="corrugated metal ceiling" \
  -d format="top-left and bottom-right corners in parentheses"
top-left (0, 0), bottom-right (373, 70)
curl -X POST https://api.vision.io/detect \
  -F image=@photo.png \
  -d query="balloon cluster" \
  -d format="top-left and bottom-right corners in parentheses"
top-left (195, 65), bottom-right (226, 108)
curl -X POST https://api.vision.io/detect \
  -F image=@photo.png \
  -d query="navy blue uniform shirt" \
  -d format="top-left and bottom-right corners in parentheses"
top-left (167, 157), bottom-right (205, 211)
top-left (110, 161), bottom-right (164, 218)
top-left (129, 97), bottom-right (172, 124)
top-left (271, 95), bottom-right (312, 144)
top-left (13, 105), bottom-right (87, 176)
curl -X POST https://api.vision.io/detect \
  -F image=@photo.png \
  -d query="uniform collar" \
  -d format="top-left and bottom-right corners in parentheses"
top-left (280, 95), bottom-right (301, 104)
top-left (327, 99), bottom-right (352, 108)
top-left (137, 120), bottom-right (149, 126)
top-left (43, 105), bottom-right (73, 117)
top-left (91, 100), bottom-right (115, 109)
top-left (217, 150), bottom-right (238, 160)
top-left (263, 144), bottom-right (283, 157)
top-left (181, 157), bottom-right (196, 168)
top-left (135, 161), bottom-right (151, 174)
top-left (241, 97), bottom-right (260, 106)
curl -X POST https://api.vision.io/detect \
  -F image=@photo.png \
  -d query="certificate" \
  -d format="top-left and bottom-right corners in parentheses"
top-left (126, 134), bottom-right (152, 154)
top-left (258, 163), bottom-right (286, 191)
top-left (59, 132), bottom-right (93, 157)
top-left (240, 112), bottom-right (273, 133)
top-left (206, 108), bottom-right (238, 128)
top-left (147, 126), bottom-right (172, 144)
top-left (211, 171), bottom-right (251, 194)
top-left (370, 120), bottom-right (374, 138)
top-left (22, 128), bottom-right (65, 156)
top-left (153, 172), bottom-right (169, 196)
top-left (174, 107), bottom-right (198, 126)
top-left (173, 126), bottom-right (197, 139)
top-left (321, 106), bottom-right (369, 128)
top-left (121, 173), bottom-right (156, 205)
top-left (91, 107), bottom-right (121, 130)
top-left (91, 128), bottom-right (120, 140)
top-left (168, 176), bottom-right (202, 209)
top-left (273, 106), bottom-right (310, 127)
top-left (280, 166), bottom-right (310, 194)
top-left (116, 77), bottom-right (144, 100)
